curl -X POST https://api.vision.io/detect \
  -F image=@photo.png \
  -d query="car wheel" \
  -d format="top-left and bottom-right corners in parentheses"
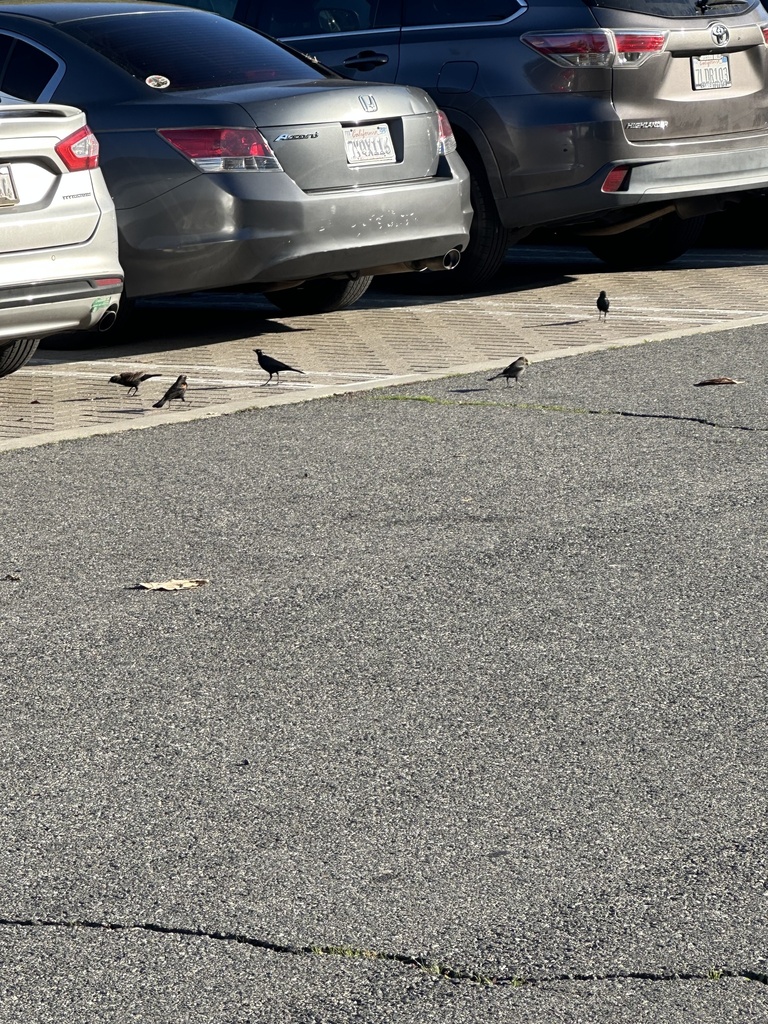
top-left (389, 151), bottom-right (510, 295)
top-left (584, 214), bottom-right (706, 269)
top-left (265, 275), bottom-right (373, 315)
top-left (450, 156), bottom-right (511, 290)
top-left (0, 338), bottom-right (40, 379)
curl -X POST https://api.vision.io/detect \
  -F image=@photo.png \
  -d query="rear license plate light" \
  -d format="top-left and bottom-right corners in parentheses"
top-left (343, 123), bottom-right (396, 166)
top-left (0, 164), bottom-right (19, 206)
top-left (691, 54), bottom-right (731, 90)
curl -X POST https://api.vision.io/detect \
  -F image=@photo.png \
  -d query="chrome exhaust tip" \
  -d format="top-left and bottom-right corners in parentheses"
top-left (441, 248), bottom-right (461, 270)
top-left (97, 305), bottom-right (119, 332)
top-left (410, 249), bottom-right (462, 272)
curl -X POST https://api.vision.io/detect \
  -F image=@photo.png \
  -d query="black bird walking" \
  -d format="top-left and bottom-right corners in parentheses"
top-left (109, 371), bottom-right (161, 396)
top-left (255, 348), bottom-right (304, 386)
top-left (153, 374), bottom-right (188, 408)
top-left (596, 290), bottom-right (610, 320)
top-left (488, 356), bottom-right (529, 387)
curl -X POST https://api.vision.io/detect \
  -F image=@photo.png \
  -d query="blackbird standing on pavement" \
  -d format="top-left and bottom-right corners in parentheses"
top-left (153, 374), bottom-right (188, 408)
top-left (255, 348), bottom-right (305, 385)
top-left (488, 356), bottom-right (530, 387)
top-left (109, 371), bottom-right (161, 396)
top-left (597, 290), bottom-right (610, 320)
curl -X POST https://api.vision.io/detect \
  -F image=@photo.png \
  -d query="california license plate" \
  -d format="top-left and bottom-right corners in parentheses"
top-left (343, 123), bottom-right (396, 166)
top-left (0, 164), bottom-right (19, 206)
top-left (691, 53), bottom-right (731, 90)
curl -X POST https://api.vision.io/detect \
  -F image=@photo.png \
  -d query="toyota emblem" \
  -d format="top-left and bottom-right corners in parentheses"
top-left (710, 22), bottom-right (729, 46)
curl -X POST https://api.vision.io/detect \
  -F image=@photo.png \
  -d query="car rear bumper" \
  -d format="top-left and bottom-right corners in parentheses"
top-left (116, 158), bottom-right (472, 297)
top-left (0, 277), bottom-right (123, 343)
top-left (491, 97), bottom-right (768, 229)
top-left (499, 139), bottom-right (768, 228)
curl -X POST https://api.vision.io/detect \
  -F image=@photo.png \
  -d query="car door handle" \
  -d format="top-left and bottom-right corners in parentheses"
top-left (342, 51), bottom-right (389, 71)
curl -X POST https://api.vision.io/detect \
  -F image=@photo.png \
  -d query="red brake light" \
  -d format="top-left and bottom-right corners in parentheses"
top-left (522, 29), bottom-right (666, 68)
top-left (613, 31), bottom-right (667, 65)
top-left (437, 110), bottom-right (457, 155)
top-left (158, 128), bottom-right (282, 172)
top-left (55, 124), bottom-right (99, 171)
top-left (522, 31), bottom-right (612, 67)
top-left (762, 25), bottom-right (768, 45)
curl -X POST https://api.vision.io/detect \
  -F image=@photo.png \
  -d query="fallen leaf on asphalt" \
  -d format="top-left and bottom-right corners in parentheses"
top-left (133, 578), bottom-right (209, 591)
top-left (693, 377), bottom-right (746, 387)
top-left (2, 574), bottom-right (21, 582)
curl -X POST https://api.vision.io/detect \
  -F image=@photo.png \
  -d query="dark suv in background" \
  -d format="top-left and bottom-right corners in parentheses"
top-left (172, 0), bottom-right (768, 289)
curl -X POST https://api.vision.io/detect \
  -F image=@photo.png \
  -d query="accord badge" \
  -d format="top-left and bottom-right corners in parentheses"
top-left (273, 132), bottom-right (319, 141)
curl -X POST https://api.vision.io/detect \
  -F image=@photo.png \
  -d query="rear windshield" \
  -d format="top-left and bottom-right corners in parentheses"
top-left (63, 10), bottom-right (329, 90)
top-left (584, 0), bottom-right (756, 14)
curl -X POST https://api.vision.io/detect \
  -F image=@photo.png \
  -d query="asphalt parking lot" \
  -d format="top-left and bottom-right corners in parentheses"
top-left (1, 246), bottom-right (767, 1022)
top-left (3, 243), bottom-right (768, 449)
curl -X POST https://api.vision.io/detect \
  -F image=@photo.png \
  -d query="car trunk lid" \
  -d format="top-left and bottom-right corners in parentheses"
top-left (0, 105), bottom-right (100, 255)
top-left (589, 8), bottom-right (768, 142)
top-left (226, 80), bottom-right (442, 190)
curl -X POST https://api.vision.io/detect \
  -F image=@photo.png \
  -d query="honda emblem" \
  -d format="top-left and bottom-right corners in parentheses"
top-left (359, 95), bottom-right (378, 113)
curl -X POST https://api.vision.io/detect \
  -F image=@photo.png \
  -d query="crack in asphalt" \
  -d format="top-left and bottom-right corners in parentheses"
top-left (2, 918), bottom-right (767, 988)
top-left (370, 394), bottom-right (767, 433)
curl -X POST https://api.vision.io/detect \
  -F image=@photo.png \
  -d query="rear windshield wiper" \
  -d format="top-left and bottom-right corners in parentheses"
top-left (695, 0), bottom-right (747, 10)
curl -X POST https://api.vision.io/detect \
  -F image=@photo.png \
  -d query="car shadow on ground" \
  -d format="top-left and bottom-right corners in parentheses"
top-left (39, 303), bottom-right (307, 358)
top-left (37, 242), bottom-right (768, 361)
top-left (372, 240), bottom-right (768, 306)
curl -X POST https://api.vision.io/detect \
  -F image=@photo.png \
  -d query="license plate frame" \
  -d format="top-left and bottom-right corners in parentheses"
top-left (691, 53), bottom-right (731, 91)
top-left (0, 163), bottom-right (19, 206)
top-left (343, 123), bottom-right (396, 166)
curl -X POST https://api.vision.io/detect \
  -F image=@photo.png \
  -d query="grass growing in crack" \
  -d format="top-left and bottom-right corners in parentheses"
top-left (418, 961), bottom-right (444, 976)
top-left (377, 394), bottom-right (445, 403)
top-left (708, 968), bottom-right (724, 981)
top-left (369, 394), bottom-right (593, 414)
top-left (369, 393), bottom-right (764, 432)
top-left (308, 946), bottom-right (506, 986)
top-left (310, 945), bottom-right (378, 960)
top-left (371, 394), bottom-right (501, 408)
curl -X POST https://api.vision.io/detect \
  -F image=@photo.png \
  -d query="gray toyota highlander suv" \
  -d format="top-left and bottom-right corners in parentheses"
top-left (176, 0), bottom-right (768, 288)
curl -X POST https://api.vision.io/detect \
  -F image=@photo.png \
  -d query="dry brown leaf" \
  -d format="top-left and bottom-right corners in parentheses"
top-left (693, 377), bottom-right (746, 387)
top-left (134, 578), bottom-right (209, 591)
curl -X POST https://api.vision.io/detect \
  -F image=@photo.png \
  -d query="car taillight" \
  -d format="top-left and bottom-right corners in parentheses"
top-left (55, 124), bottom-right (99, 171)
top-left (158, 127), bottom-right (282, 172)
top-left (523, 31), bottom-right (612, 67)
top-left (522, 29), bottom-right (667, 68)
top-left (761, 24), bottom-right (768, 45)
top-left (613, 32), bottom-right (667, 66)
top-left (437, 110), bottom-right (457, 155)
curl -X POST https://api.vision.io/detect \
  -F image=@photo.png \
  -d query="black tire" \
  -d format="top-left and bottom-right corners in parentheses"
top-left (0, 337), bottom-right (40, 379)
top-left (265, 275), bottom-right (373, 315)
top-left (449, 155), bottom-right (511, 291)
top-left (387, 148), bottom-right (510, 295)
top-left (584, 213), bottom-right (706, 269)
